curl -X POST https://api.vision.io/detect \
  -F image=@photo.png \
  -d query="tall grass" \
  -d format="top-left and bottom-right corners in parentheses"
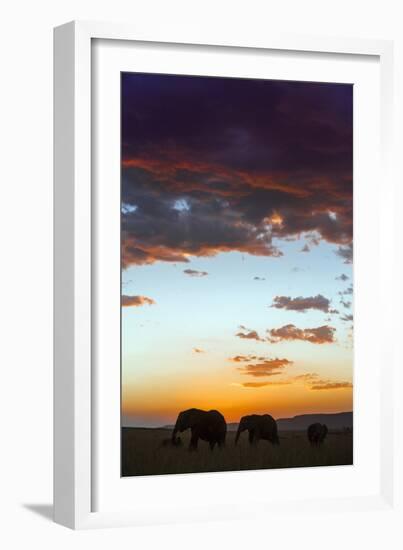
top-left (121, 428), bottom-right (353, 477)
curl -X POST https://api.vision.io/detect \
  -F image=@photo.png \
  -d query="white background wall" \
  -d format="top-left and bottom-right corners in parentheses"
top-left (0, 1), bottom-right (402, 548)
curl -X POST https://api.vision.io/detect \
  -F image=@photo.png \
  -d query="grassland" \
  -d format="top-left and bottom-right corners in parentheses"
top-left (121, 428), bottom-right (353, 477)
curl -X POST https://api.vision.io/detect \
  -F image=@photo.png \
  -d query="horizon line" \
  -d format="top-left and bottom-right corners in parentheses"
top-left (122, 410), bottom-right (353, 429)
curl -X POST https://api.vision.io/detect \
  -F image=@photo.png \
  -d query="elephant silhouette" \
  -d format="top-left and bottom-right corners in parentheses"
top-left (235, 414), bottom-right (279, 446)
top-left (307, 423), bottom-right (328, 446)
top-left (171, 408), bottom-right (227, 451)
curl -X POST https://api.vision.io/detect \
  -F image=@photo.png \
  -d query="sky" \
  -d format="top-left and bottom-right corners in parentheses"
top-left (120, 73), bottom-right (353, 427)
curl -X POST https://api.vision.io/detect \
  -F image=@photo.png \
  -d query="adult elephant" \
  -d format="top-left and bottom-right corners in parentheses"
top-left (235, 414), bottom-right (279, 446)
top-left (307, 423), bottom-right (328, 446)
top-left (171, 408), bottom-right (227, 451)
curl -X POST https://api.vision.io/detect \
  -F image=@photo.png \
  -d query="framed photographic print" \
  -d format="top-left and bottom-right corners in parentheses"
top-left (119, 72), bottom-right (354, 477)
top-left (54, 21), bottom-right (398, 531)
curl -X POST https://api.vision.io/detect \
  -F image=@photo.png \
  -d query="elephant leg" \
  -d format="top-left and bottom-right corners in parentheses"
top-left (189, 431), bottom-right (199, 451)
top-left (209, 440), bottom-right (216, 451)
top-left (248, 429), bottom-right (258, 446)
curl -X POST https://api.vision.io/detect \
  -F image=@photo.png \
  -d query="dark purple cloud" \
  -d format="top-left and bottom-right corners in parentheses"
top-left (271, 294), bottom-right (331, 313)
top-left (121, 74), bottom-right (353, 267)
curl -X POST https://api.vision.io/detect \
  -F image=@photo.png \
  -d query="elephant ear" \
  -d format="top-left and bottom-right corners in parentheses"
top-left (236, 416), bottom-right (247, 433)
top-left (185, 408), bottom-right (201, 427)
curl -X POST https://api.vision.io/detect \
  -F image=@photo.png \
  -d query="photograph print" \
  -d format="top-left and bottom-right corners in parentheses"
top-left (121, 73), bottom-right (353, 477)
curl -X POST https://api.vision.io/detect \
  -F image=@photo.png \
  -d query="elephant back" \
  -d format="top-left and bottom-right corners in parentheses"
top-left (260, 414), bottom-right (279, 440)
top-left (207, 409), bottom-right (227, 431)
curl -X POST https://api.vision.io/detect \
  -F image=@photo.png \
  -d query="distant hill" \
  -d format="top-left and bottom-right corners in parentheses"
top-left (158, 412), bottom-right (352, 432)
top-left (276, 412), bottom-right (353, 431)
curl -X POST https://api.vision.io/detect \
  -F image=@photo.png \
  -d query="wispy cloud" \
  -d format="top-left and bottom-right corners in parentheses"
top-left (122, 295), bottom-right (156, 307)
top-left (291, 373), bottom-right (319, 382)
top-left (311, 380), bottom-right (353, 390)
top-left (236, 325), bottom-right (265, 342)
top-left (340, 314), bottom-right (353, 322)
top-left (307, 233), bottom-right (321, 247)
top-left (234, 372), bottom-right (352, 390)
top-left (183, 269), bottom-right (208, 277)
top-left (335, 243), bottom-right (353, 264)
top-left (339, 284), bottom-right (353, 296)
top-left (240, 380), bottom-right (292, 388)
top-left (229, 354), bottom-right (266, 363)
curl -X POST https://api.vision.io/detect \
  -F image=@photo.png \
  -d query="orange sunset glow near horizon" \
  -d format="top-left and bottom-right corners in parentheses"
top-left (120, 73), bottom-right (353, 428)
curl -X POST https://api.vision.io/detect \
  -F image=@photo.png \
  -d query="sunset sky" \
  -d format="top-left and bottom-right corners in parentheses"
top-left (121, 73), bottom-right (353, 427)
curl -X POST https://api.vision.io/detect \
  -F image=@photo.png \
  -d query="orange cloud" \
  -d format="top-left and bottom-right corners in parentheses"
top-left (193, 348), bottom-right (205, 353)
top-left (267, 324), bottom-right (336, 344)
top-left (122, 157), bottom-right (310, 198)
top-left (291, 373), bottom-right (320, 382)
top-left (237, 358), bottom-right (293, 377)
top-left (310, 381), bottom-right (353, 390)
top-left (229, 354), bottom-right (266, 363)
top-left (240, 380), bottom-right (292, 388)
top-left (122, 235), bottom-right (283, 268)
top-left (122, 295), bottom-right (156, 307)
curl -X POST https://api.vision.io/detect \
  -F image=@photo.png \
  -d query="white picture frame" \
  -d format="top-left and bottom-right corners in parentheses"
top-left (54, 20), bottom-right (398, 531)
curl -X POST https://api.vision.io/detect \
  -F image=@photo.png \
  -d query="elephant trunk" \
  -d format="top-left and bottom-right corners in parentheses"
top-left (172, 419), bottom-right (180, 443)
top-left (235, 424), bottom-right (242, 445)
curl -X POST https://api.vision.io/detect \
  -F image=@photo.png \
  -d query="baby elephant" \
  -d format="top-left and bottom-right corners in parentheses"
top-left (307, 423), bottom-right (328, 446)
